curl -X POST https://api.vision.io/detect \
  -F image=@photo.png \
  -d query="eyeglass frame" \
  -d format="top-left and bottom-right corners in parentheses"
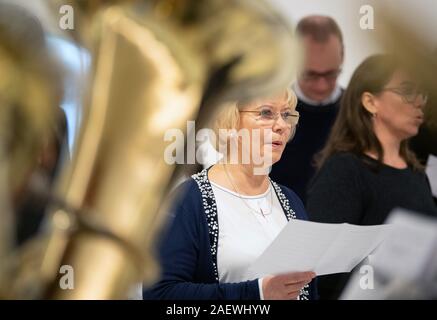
top-left (299, 68), bottom-right (342, 82)
top-left (239, 108), bottom-right (300, 127)
top-left (380, 86), bottom-right (428, 104)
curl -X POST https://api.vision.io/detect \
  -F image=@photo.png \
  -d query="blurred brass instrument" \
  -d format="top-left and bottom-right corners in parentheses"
top-left (0, 2), bottom-right (61, 298)
top-left (0, 0), bottom-right (300, 299)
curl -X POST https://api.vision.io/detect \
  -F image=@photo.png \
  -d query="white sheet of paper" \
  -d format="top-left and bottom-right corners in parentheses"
top-left (370, 209), bottom-right (437, 281)
top-left (247, 219), bottom-right (393, 278)
top-left (426, 155), bottom-right (437, 197)
top-left (340, 209), bottom-right (437, 300)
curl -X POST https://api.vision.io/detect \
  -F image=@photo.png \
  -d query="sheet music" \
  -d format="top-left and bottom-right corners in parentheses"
top-left (247, 219), bottom-right (393, 278)
top-left (426, 155), bottom-right (437, 197)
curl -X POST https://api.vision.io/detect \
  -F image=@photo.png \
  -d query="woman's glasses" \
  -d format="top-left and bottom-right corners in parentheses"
top-left (239, 107), bottom-right (299, 127)
top-left (381, 85), bottom-right (428, 104)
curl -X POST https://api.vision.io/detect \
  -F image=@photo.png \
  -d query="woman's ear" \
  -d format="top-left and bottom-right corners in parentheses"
top-left (361, 92), bottom-right (378, 115)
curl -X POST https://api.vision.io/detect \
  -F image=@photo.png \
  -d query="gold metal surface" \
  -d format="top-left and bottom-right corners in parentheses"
top-left (49, 0), bottom-right (298, 299)
top-left (1, 0), bottom-right (299, 299)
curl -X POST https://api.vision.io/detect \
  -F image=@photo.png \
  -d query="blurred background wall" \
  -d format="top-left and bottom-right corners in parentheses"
top-left (270, 0), bottom-right (437, 87)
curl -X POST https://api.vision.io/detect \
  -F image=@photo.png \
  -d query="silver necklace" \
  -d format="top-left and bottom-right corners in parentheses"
top-left (222, 164), bottom-right (273, 218)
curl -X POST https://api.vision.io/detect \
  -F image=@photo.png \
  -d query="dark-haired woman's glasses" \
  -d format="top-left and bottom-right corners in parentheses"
top-left (382, 86), bottom-right (428, 104)
top-left (240, 108), bottom-right (299, 127)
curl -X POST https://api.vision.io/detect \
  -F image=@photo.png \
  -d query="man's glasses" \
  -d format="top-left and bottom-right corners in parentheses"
top-left (300, 68), bottom-right (342, 82)
top-left (381, 86), bottom-right (428, 104)
top-left (239, 108), bottom-right (299, 127)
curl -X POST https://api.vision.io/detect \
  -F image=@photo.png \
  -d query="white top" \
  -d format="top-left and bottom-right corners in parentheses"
top-left (211, 181), bottom-right (287, 299)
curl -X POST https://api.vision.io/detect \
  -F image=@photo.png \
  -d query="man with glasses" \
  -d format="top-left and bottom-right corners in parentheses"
top-left (271, 15), bottom-right (344, 203)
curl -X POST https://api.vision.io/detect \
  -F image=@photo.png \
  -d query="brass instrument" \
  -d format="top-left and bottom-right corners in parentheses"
top-left (0, 2), bottom-right (61, 298)
top-left (0, 0), bottom-right (300, 299)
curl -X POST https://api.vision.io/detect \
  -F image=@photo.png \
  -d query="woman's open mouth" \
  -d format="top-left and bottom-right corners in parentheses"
top-left (271, 141), bottom-right (283, 149)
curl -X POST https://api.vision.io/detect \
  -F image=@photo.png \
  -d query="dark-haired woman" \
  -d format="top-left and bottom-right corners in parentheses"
top-left (306, 54), bottom-right (437, 299)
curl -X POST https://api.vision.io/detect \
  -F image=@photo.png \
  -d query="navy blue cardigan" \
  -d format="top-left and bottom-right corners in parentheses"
top-left (143, 169), bottom-right (318, 300)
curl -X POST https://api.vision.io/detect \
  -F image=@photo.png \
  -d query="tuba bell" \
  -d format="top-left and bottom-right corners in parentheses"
top-left (0, 0), bottom-right (300, 299)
